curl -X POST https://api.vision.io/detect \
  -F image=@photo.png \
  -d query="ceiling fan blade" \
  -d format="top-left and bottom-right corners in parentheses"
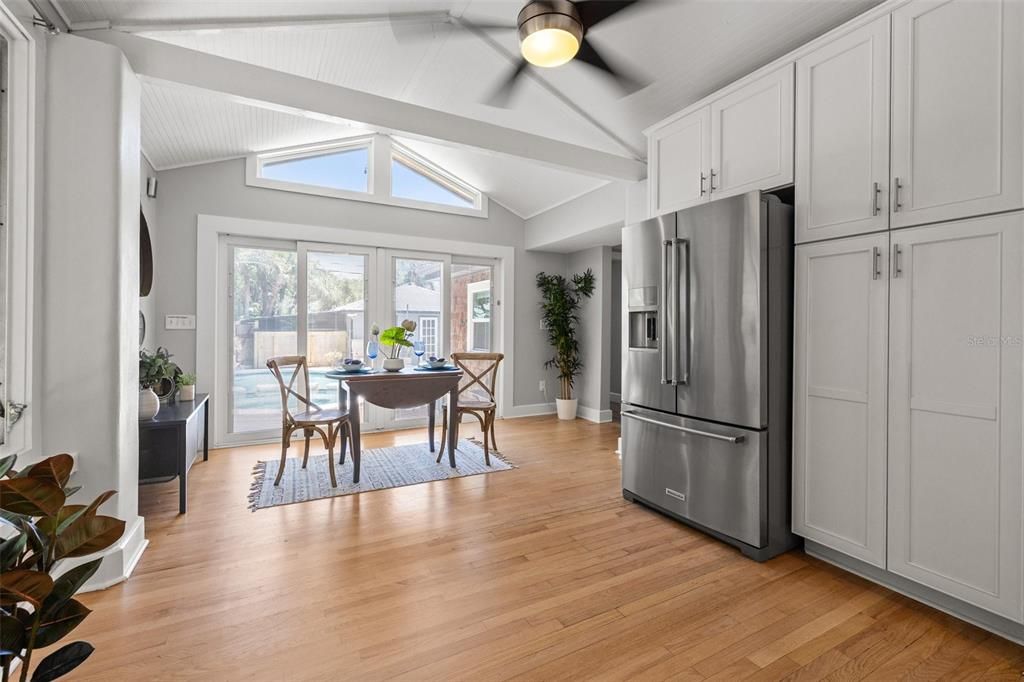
top-left (484, 60), bottom-right (530, 108)
top-left (574, 0), bottom-right (647, 29)
top-left (575, 39), bottom-right (649, 94)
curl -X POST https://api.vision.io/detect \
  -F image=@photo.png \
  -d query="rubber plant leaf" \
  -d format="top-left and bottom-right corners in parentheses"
top-left (0, 454), bottom-right (16, 479)
top-left (0, 569), bottom-right (54, 608)
top-left (32, 599), bottom-right (92, 649)
top-left (30, 641), bottom-right (94, 682)
top-left (0, 613), bottom-right (25, 658)
top-left (55, 515), bottom-right (126, 560)
top-left (0, 478), bottom-right (66, 517)
top-left (25, 455), bottom-right (75, 488)
top-left (39, 559), bottom-right (101, 619)
top-left (0, 533), bottom-right (27, 570)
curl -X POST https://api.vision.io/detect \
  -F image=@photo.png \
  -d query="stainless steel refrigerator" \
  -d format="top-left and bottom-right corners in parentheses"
top-left (621, 191), bottom-right (798, 561)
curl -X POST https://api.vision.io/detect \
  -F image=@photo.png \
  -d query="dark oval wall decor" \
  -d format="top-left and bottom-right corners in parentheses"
top-left (140, 207), bottom-right (153, 297)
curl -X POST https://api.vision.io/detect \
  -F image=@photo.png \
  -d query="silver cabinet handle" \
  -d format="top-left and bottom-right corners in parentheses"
top-left (660, 239), bottom-right (672, 384)
top-left (621, 411), bottom-right (746, 444)
top-left (872, 246), bottom-right (882, 280)
top-left (709, 169), bottom-right (717, 193)
top-left (892, 243), bottom-right (902, 278)
top-left (872, 182), bottom-right (881, 216)
top-left (893, 177), bottom-right (903, 212)
top-left (699, 172), bottom-right (707, 197)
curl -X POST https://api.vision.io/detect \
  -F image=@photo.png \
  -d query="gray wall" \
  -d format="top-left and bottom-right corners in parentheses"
top-left (567, 245), bottom-right (613, 417)
top-left (150, 158), bottom-right (564, 409)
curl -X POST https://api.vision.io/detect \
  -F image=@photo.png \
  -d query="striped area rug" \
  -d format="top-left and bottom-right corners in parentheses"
top-left (249, 439), bottom-right (513, 510)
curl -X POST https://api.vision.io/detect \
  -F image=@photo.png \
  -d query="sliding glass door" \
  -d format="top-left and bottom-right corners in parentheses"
top-left (219, 238), bottom-right (500, 444)
top-left (229, 241), bottom-right (298, 439)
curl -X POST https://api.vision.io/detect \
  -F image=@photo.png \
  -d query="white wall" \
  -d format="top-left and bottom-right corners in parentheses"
top-left (567, 245), bottom-right (614, 422)
top-left (41, 33), bottom-right (146, 586)
top-left (525, 182), bottom-right (627, 252)
top-left (150, 158), bottom-right (565, 410)
top-left (610, 256), bottom-right (622, 398)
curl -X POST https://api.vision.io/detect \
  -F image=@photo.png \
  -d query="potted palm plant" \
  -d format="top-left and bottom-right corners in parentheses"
top-left (536, 269), bottom-right (596, 420)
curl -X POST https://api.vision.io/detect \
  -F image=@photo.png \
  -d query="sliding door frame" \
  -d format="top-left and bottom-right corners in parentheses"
top-left (201, 214), bottom-right (515, 448)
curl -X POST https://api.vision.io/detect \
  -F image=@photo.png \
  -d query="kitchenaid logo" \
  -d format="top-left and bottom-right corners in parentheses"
top-left (966, 335), bottom-right (1023, 347)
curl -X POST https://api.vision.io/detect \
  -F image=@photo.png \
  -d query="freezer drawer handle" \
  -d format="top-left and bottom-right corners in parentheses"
top-left (621, 411), bottom-right (746, 444)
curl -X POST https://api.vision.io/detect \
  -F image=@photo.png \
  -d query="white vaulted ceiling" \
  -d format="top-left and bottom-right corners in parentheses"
top-left (60, 0), bottom-right (884, 217)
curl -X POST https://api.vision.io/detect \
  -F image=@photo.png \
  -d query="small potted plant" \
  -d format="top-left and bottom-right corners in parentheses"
top-left (537, 269), bottom-right (595, 420)
top-left (139, 347), bottom-right (177, 419)
top-left (379, 320), bottom-right (416, 371)
top-left (178, 372), bottom-right (197, 401)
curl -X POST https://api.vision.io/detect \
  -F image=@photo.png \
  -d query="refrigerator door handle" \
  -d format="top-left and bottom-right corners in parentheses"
top-left (621, 411), bottom-right (746, 444)
top-left (675, 238), bottom-right (691, 385)
top-left (660, 239), bottom-right (674, 385)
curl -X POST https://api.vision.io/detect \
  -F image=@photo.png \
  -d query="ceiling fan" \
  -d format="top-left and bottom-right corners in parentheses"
top-left (394, 0), bottom-right (651, 106)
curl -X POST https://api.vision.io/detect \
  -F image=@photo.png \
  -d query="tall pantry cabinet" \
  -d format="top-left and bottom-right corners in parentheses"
top-left (792, 0), bottom-right (1024, 629)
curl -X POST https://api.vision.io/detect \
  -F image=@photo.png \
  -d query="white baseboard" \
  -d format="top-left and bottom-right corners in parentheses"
top-left (73, 515), bottom-right (148, 593)
top-left (503, 402), bottom-right (557, 418)
top-left (578, 405), bottom-right (613, 423)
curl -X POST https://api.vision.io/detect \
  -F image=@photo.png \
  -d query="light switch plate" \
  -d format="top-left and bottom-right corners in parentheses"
top-left (165, 314), bottom-right (196, 330)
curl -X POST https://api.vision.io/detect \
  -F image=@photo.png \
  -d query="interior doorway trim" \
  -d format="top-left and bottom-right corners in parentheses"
top-left (197, 213), bottom-right (515, 447)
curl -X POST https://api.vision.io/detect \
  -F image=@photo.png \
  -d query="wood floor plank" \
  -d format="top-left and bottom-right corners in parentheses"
top-left (32, 416), bottom-right (1017, 681)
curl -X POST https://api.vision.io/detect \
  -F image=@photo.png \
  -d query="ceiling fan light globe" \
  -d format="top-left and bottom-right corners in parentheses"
top-left (517, 1), bottom-right (584, 68)
top-left (521, 27), bottom-right (580, 67)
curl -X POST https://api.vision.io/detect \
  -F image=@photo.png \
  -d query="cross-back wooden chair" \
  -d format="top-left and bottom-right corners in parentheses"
top-left (438, 352), bottom-right (504, 466)
top-left (266, 355), bottom-right (353, 487)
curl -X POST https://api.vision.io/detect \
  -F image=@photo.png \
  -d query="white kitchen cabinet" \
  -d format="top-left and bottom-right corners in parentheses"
top-left (709, 64), bottom-right (794, 200)
top-left (795, 17), bottom-right (890, 243)
top-left (887, 213), bottom-right (1023, 622)
top-left (648, 106), bottom-right (710, 215)
top-left (890, 0), bottom-right (1023, 229)
top-left (793, 233), bottom-right (890, 568)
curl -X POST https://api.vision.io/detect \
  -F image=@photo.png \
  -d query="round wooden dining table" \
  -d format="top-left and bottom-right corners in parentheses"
top-left (324, 366), bottom-right (462, 483)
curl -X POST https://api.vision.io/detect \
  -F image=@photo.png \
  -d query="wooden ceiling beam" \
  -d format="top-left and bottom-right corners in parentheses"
top-left (80, 29), bottom-right (646, 182)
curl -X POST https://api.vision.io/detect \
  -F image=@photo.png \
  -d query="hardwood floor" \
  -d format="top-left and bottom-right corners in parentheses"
top-left (67, 417), bottom-right (1022, 680)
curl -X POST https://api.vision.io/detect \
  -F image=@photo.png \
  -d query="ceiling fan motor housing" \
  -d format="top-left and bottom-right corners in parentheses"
top-left (517, 0), bottom-right (584, 45)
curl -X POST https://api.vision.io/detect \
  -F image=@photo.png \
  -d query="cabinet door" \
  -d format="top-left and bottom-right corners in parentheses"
top-left (890, 0), bottom-right (1023, 228)
top-left (792, 233), bottom-right (889, 567)
top-left (648, 106), bottom-right (710, 215)
top-left (709, 64), bottom-right (794, 199)
top-left (795, 17), bottom-right (890, 243)
top-left (888, 213), bottom-right (1023, 621)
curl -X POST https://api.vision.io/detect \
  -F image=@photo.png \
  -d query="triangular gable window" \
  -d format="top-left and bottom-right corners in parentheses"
top-left (390, 145), bottom-right (480, 210)
top-left (258, 141), bottom-right (369, 193)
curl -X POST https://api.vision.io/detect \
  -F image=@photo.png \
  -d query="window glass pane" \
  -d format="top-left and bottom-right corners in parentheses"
top-left (393, 257), bottom-right (442, 419)
top-left (451, 263), bottom-right (492, 354)
top-left (231, 246), bottom-right (297, 434)
top-left (307, 251), bottom-right (367, 414)
top-left (391, 157), bottom-right (474, 208)
top-left (262, 147), bottom-right (369, 193)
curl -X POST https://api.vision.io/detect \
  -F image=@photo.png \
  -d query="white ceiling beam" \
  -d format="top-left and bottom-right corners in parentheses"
top-left (80, 29), bottom-right (646, 182)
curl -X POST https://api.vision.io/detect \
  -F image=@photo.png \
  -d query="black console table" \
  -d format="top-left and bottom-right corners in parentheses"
top-left (139, 393), bottom-right (209, 513)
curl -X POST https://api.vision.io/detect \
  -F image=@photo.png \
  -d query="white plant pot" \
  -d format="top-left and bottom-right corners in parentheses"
top-left (556, 398), bottom-right (578, 420)
top-left (179, 385), bottom-right (195, 401)
top-left (139, 387), bottom-right (160, 420)
top-left (382, 358), bottom-right (405, 372)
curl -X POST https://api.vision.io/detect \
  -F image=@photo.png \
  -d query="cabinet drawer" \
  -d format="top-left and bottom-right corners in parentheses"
top-left (622, 408), bottom-right (766, 548)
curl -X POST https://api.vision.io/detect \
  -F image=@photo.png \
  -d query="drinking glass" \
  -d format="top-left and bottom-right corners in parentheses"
top-left (413, 340), bottom-right (425, 366)
top-left (366, 340), bottom-right (379, 364)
